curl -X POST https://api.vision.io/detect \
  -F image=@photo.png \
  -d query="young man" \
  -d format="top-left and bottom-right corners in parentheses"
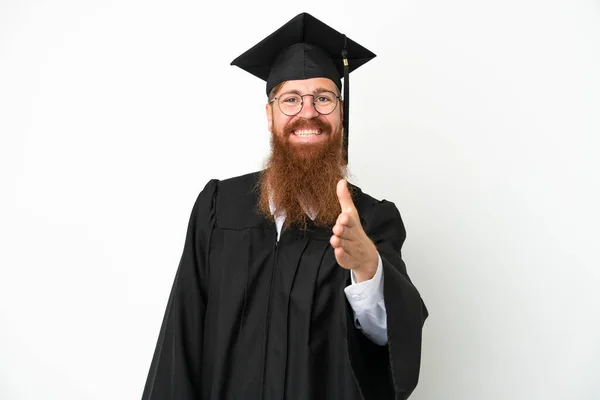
top-left (142, 13), bottom-right (427, 400)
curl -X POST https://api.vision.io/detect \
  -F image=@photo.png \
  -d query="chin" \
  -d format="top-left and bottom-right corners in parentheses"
top-left (289, 142), bottom-right (325, 159)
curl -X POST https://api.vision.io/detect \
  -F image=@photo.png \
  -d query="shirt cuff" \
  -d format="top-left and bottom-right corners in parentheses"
top-left (344, 253), bottom-right (384, 310)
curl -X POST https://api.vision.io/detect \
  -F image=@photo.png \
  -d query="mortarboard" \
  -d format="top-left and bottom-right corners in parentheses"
top-left (231, 12), bottom-right (376, 164)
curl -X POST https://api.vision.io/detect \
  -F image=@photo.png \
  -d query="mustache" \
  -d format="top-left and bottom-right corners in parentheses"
top-left (284, 118), bottom-right (332, 135)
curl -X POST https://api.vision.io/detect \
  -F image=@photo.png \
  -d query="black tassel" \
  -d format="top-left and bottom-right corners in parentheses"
top-left (342, 35), bottom-right (349, 165)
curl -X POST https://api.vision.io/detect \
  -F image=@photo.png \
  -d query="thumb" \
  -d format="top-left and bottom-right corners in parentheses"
top-left (336, 179), bottom-right (355, 213)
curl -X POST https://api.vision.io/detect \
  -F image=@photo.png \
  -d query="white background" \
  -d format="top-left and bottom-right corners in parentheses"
top-left (1, 0), bottom-right (599, 399)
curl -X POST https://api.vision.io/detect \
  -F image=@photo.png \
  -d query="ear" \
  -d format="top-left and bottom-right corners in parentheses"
top-left (266, 102), bottom-right (273, 132)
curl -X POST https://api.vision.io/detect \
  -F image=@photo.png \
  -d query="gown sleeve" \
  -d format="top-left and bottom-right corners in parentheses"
top-left (142, 179), bottom-right (219, 400)
top-left (345, 199), bottom-right (428, 400)
top-left (345, 253), bottom-right (388, 345)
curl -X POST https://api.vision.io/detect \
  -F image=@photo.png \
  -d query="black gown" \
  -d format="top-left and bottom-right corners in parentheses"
top-left (142, 172), bottom-right (428, 400)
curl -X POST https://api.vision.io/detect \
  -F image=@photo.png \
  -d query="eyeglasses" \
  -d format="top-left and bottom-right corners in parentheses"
top-left (269, 90), bottom-right (341, 116)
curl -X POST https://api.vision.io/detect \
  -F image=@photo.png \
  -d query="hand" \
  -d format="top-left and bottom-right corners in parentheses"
top-left (330, 179), bottom-right (379, 282)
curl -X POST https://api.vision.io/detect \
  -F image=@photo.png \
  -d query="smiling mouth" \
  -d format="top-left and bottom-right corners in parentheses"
top-left (292, 129), bottom-right (323, 137)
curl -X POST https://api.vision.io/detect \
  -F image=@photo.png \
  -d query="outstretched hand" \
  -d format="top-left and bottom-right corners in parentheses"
top-left (330, 179), bottom-right (378, 282)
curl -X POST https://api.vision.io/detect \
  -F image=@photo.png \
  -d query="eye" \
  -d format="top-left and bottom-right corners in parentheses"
top-left (315, 93), bottom-right (334, 103)
top-left (281, 94), bottom-right (301, 104)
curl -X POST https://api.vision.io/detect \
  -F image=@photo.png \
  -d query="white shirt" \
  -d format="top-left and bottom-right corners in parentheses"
top-left (271, 205), bottom-right (388, 345)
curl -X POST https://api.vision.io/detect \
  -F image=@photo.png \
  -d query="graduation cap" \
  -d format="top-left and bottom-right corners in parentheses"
top-left (231, 12), bottom-right (376, 164)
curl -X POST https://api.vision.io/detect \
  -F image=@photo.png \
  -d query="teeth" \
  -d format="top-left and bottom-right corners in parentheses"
top-left (293, 129), bottom-right (322, 137)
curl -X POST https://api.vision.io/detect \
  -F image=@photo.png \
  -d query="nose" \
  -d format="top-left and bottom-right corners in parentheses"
top-left (297, 95), bottom-right (319, 119)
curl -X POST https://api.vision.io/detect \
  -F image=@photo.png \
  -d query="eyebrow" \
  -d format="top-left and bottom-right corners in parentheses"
top-left (281, 87), bottom-right (339, 96)
top-left (313, 86), bottom-right (336, 94)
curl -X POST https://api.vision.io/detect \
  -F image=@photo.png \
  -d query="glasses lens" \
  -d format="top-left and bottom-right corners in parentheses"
top-left (278, 93), bottom-right (302, 116)
top-left (276, 91), bottom-right (338, 116)
top-left (313, 91), bottom-right (337, 115)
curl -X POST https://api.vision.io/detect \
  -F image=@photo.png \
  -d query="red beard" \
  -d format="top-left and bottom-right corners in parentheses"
top-left (258, 117), bottom-right (347, 230)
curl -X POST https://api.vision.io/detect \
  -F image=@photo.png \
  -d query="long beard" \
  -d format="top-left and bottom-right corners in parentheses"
top-left (258, 118), bottom-right (347, 230)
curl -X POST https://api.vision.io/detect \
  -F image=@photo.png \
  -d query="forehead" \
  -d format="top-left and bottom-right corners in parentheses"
top-left (277, 77), bottom-right (339, 94)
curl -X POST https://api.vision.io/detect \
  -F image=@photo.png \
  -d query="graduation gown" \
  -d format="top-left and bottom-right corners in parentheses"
top-left (142, 171), bottom-right (428, 400)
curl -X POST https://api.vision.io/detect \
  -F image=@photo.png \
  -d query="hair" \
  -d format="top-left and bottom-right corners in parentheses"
top-left (268, 82), bottom-right (286, 102)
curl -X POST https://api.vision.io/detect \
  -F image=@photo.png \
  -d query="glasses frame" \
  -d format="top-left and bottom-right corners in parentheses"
top-left (269, 90), bottom-right (342, 117)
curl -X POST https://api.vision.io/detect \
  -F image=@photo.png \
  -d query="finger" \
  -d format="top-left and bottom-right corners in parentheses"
top-left (334, 246), bottom-right (353, 268)
top-left (336, 212), bottom-right (356, 229)
top-left (332, 223), bottom-right (343, 236)
top-left (330, 234), bottom-right (355, 256)
top-left (334, 246), bottom-right (346, 262)
top-left (336, 179), bottom-right (356, 214)
top-left (333, 223), bottom-right (355, 241)
top-left (330, 234), bottom-right (343, 249)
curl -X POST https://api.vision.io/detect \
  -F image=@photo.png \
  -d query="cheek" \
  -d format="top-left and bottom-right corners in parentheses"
top-left (273, 115), bottom-right (292, 134)
top-left (329, 108), bottom-right (342, 123)
top-left (326, 114), bottom-right (342, 134)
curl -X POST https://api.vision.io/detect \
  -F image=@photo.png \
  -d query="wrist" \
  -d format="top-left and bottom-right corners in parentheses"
top-left (353, 252), bottom-right (378, 283)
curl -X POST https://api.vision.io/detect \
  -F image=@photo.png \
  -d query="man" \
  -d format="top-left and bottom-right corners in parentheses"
top-left (142, 12), bottom-right (427, 400)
